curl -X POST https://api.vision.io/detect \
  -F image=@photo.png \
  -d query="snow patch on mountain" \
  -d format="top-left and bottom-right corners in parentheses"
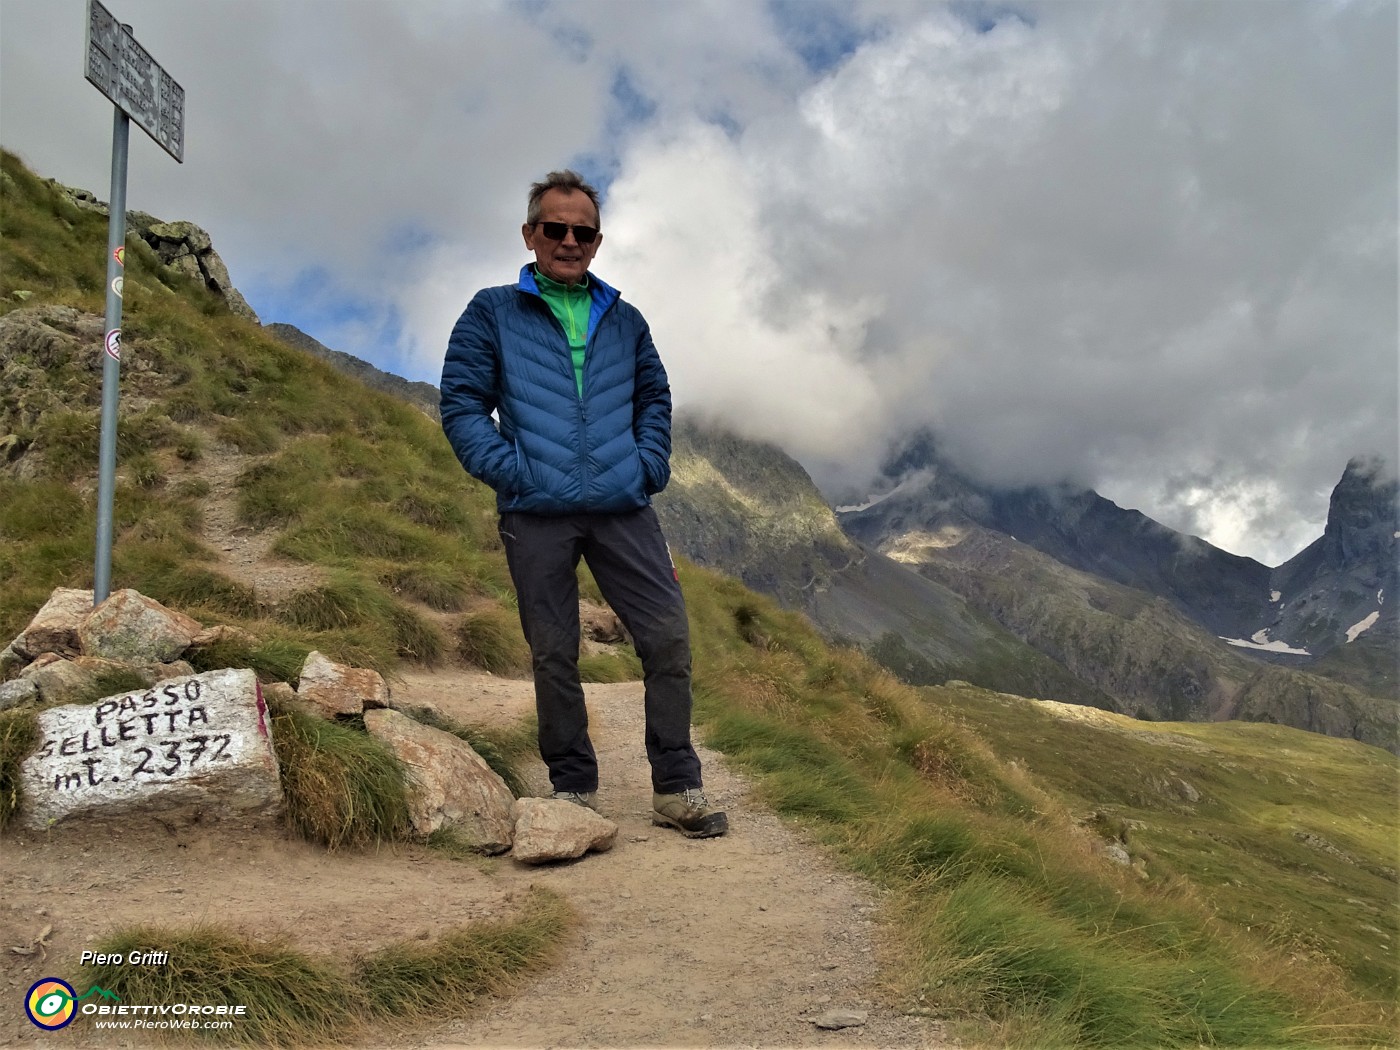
top-left (1221, 633), bottom-right (1311, 655)
top-left (835, 469), bottom-right (936, 514)
top-left (1346, 611), bottom-right (1380, 643)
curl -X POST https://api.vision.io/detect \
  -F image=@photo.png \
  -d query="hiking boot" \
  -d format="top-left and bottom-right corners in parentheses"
top-left (551, 790), bottom-right (599, 812)
top-left (652, 789), bottom-right (728, 838)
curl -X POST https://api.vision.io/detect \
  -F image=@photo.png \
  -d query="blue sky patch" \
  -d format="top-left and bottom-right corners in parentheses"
top-left (243, 267), bottom-right (419, 381)
top-left (767, 0), bottom-right (872, 75)
top-left (610, 67), bottom-right (658, 126)
top-left (950, 1), bottom-right (1036, 35)
top-left (516, 0), bottom-right (592, 62)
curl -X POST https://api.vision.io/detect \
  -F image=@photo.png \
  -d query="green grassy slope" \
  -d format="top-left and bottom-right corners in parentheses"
top-left (2, 149), bottom-right (1395, 1048)
top-left (937, 685), bottom-right (1398, 1005)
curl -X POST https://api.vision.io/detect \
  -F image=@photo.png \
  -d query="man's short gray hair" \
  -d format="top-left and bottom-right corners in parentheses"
top-left (526, 170), bottom-right (602, 227)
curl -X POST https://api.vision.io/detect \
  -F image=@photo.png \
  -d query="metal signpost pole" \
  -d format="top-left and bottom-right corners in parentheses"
top-left (84, 0), bottom-right (184, 605)
top-left (93, 107), bottom-right (129, 604)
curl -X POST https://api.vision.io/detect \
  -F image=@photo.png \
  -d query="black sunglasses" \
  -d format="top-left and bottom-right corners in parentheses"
top-left (533, 221), bottom-right (600, 245)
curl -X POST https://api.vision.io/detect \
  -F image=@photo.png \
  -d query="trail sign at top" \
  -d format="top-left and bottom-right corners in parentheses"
top-left (84, 0), bottom-right (184, 162)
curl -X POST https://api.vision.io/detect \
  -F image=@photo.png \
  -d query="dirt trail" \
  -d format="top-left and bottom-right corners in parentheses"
top-left (389, 671), bottom-right (950, 1049)
top-left (194, 448), bottom-right (329, 602)
top-left (1, 668), bottom-right (949, 1049)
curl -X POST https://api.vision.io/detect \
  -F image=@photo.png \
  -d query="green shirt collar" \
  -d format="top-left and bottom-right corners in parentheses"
top-left (532, 266), bottom-right (590, 294)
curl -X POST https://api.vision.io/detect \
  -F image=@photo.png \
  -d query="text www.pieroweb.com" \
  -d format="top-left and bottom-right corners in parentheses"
top-left (85, 1003), bottom-right (245, 1031)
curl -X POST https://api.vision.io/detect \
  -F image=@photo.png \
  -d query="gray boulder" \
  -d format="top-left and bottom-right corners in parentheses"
top-left (79, 589), bottom-right (203, 664)
top-left (509, 797), bottom-right (618, 864)
top-left (363, 709), bottom-right (515, 853)
top-left (297, 651), bottom-right (389, 719)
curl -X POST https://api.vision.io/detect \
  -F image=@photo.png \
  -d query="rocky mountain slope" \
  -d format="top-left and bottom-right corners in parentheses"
top-left (1265, 457), bottom-right (1398, 676)
top-left (652, 415), bottom-right (860, 607)
top-left (843, 431), bottom-right (1273, 635)
top-left (652, 419), bottom-right (1116, 707)
top-left (843, 434), bottom-right (1397, 670)
top-left (264, 322), bottom-right (441, 421)
top-left (839, 436), bottom-right (1398, 750)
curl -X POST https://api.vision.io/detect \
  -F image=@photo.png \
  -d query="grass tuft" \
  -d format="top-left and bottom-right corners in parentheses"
top-left (69, 891), bottom-right (574, 1045)
top-left (186, 631), bottom-right (309, 684)
top-left (456, 607), bottom-right (530, 676)
top-left (78, 924), bottom-right (358, 1046)
top-left (0, 708), bottom-right (40, 831)
top-left (578, 648), bottom-right (643, 683)
top-left (276, 576), bottom-right (444, 664)
top-left (356, 886), bottom-right (572, 1018)
top-left (381, 562), bottom-right (476, 612)
top-left (270, 701), bottom-right (413, 850)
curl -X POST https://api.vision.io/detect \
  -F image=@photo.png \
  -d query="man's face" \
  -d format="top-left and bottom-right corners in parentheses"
top-left (522, 188), bottom-right (602, 285)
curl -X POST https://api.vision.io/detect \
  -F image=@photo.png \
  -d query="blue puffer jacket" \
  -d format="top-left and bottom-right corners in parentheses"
top-left (440, 265), bottom-right (672, 515)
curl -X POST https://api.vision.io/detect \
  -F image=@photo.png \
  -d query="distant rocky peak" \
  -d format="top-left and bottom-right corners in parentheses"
top-left (1322, 455), bottom-right (1399, 566)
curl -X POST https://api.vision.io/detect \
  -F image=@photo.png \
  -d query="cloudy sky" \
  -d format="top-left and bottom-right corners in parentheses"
top-left (2, 0), bottom-right (1395, 565)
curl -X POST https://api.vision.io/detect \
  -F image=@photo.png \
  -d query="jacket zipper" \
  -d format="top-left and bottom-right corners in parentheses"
top-left (531, 280), bottom-right (612, 509)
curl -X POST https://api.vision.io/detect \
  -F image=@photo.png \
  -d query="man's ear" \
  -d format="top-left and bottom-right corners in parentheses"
top-left (521, 224), bottom-right (535, 249)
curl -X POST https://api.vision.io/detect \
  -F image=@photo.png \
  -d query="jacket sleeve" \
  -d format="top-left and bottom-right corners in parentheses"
top-left (440, 291), bottom-right (521, 496)
top-left (632, 319), bottom-right (672, 495)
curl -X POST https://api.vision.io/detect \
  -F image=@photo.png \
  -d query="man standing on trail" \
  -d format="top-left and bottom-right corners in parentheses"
top-left (439, 169), bottom-right (727, 839)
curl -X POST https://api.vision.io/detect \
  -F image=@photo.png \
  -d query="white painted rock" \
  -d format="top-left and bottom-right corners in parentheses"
top-left (19, 668), bottom-right (282, 830)
top-left (297, 651), bottom-right (389, 718)
top-left (363, 709), bottom-right (515, 853)
top-left (78, 589), bottom-right (203, 664)
top-left (509, 797), bottom-right (618, 864)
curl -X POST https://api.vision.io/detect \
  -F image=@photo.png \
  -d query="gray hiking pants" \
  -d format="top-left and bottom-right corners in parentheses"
top-left (498, 506), bottom-right (703, 794)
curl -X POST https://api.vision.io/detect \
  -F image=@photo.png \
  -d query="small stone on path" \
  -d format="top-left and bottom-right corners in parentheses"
top-left (814, 1008), bottom-right (869, 1030)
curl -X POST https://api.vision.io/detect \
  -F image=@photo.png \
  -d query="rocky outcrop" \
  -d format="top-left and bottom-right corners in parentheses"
top-left (580, 600), bottom-right (626, 645)
top-left (54, 183), bottom-right (258, 323)
top-left (1265, 458), bottom-right (1399, 676)
top-left (138, 219), bottom-right (259, 323)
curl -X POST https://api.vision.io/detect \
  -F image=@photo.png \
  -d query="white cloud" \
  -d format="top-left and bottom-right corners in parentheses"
top-left (601, 121), bottom-right (884, 469)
